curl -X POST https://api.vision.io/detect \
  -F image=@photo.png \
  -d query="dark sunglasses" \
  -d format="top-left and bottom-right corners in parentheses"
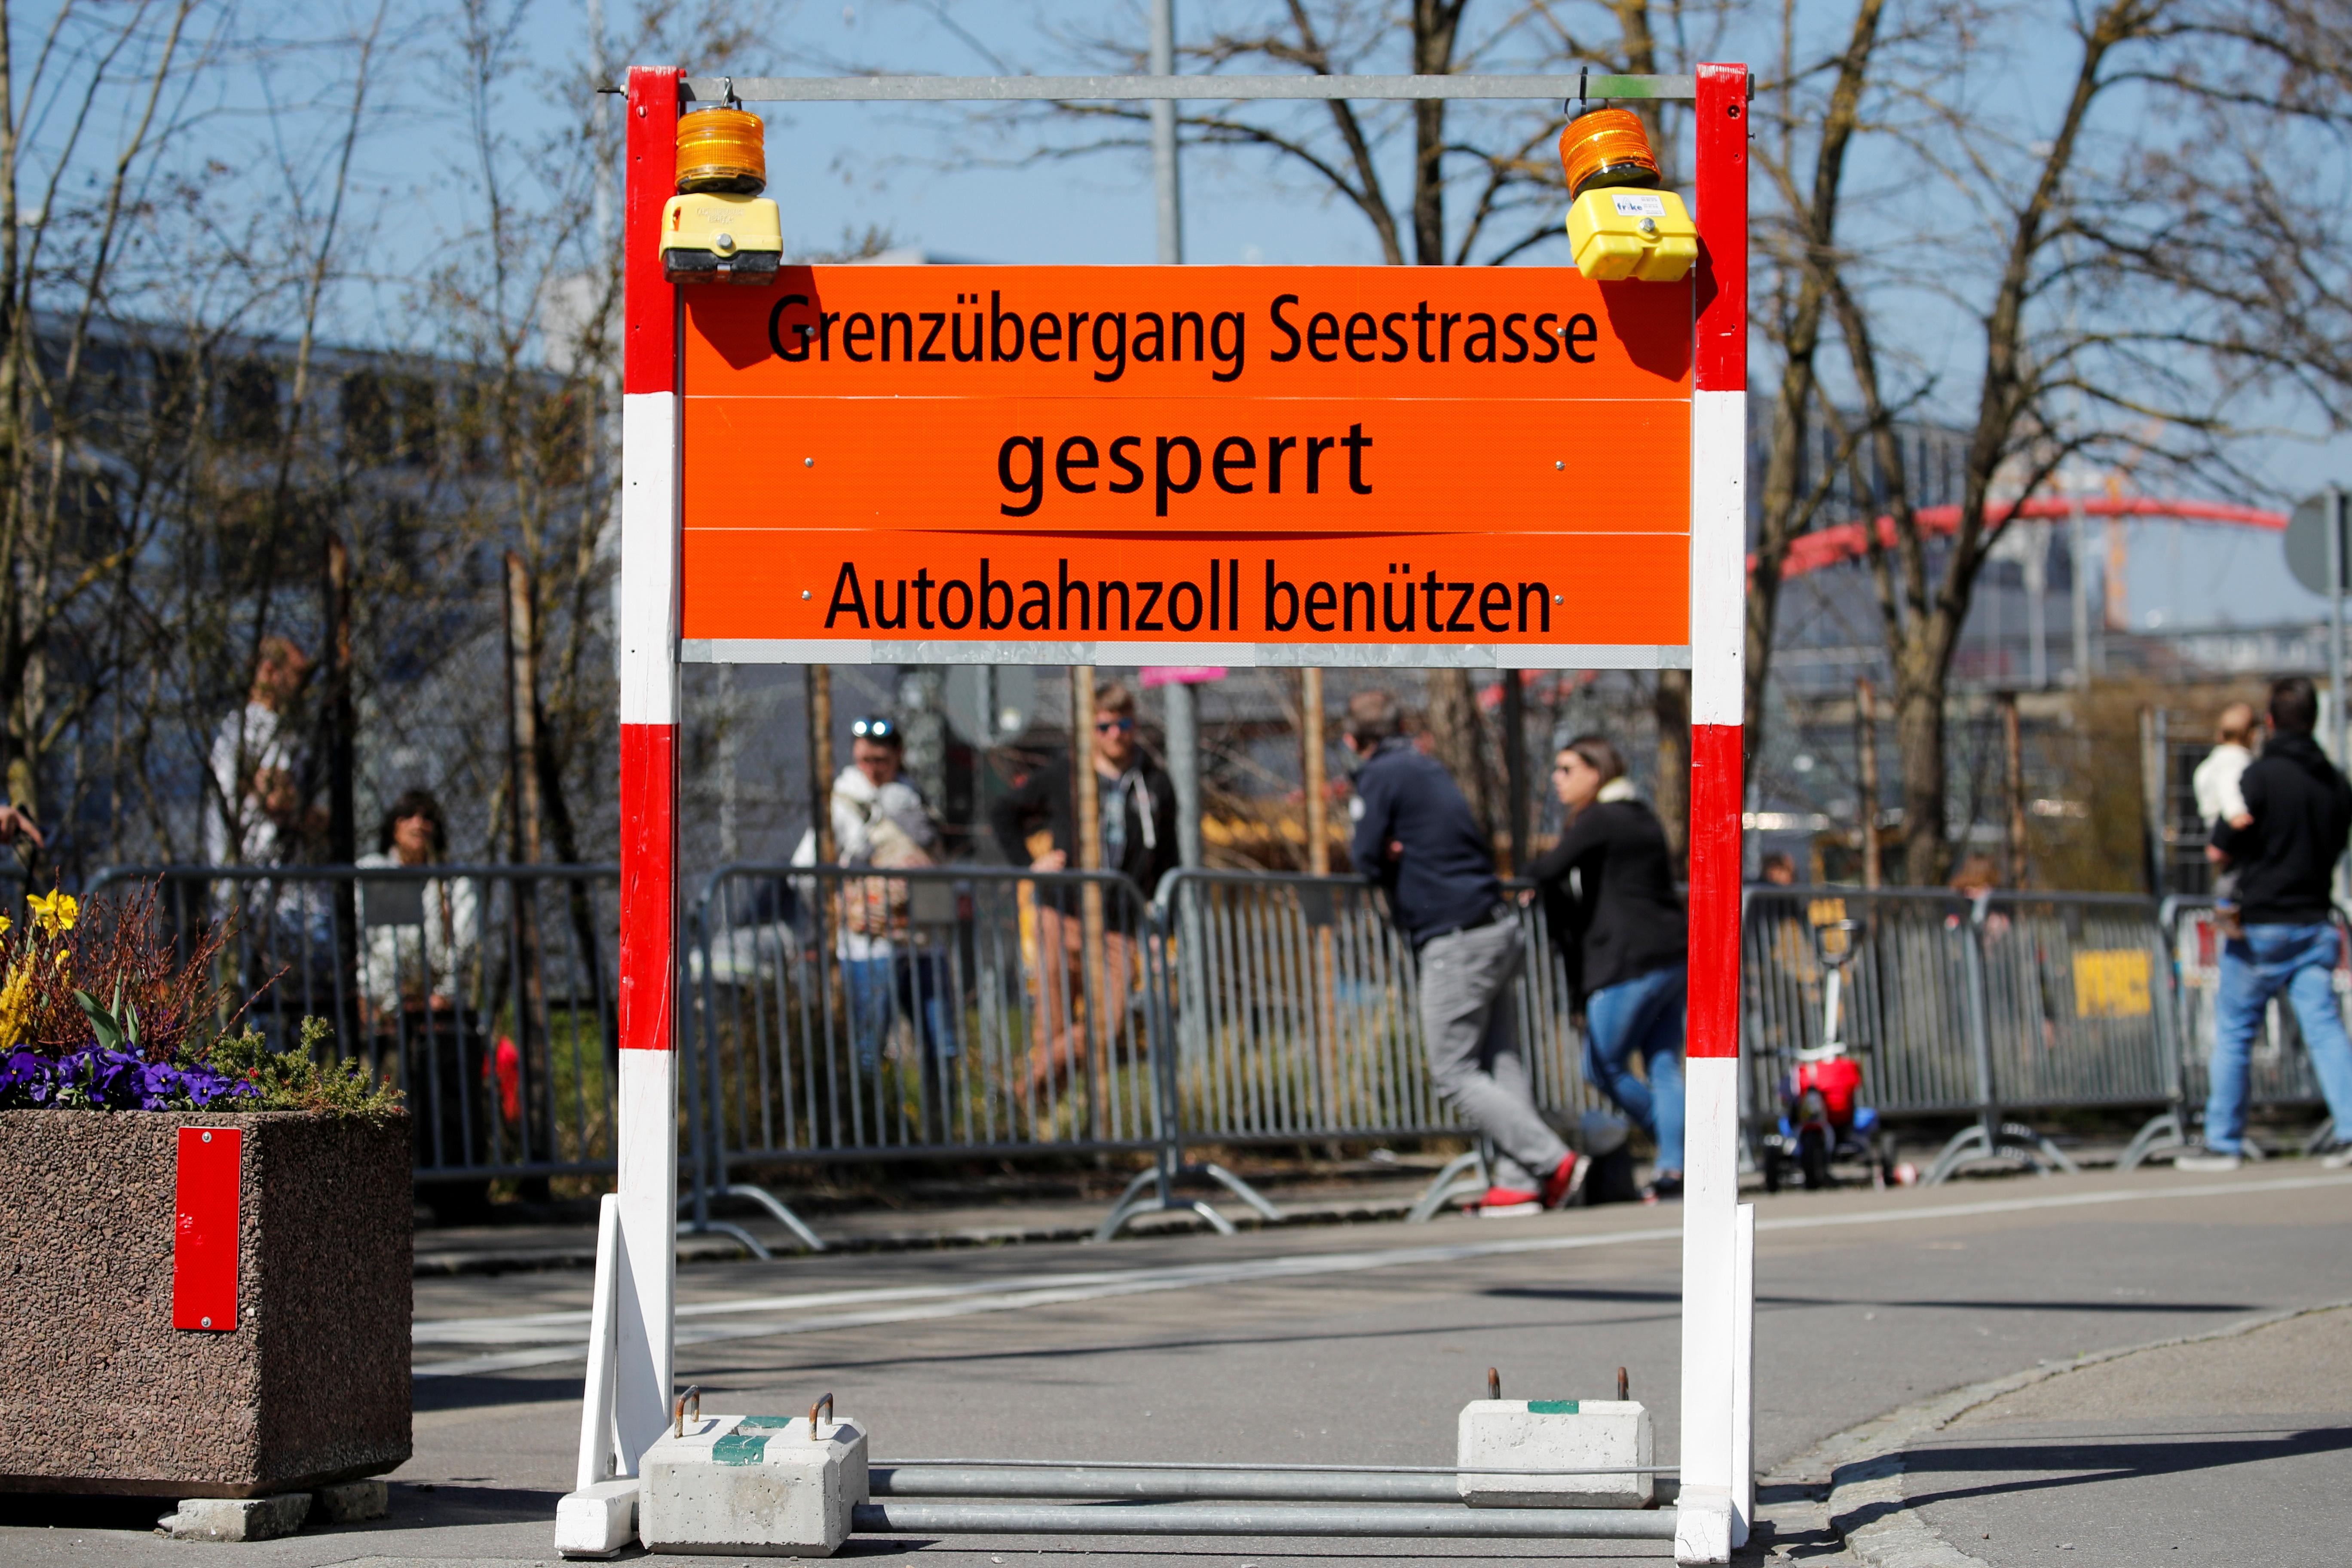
top-left (1095, 717), bottom-right (1135, 733)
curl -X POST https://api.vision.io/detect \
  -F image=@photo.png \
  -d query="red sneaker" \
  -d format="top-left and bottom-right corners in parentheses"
top-left (1544, 1152), bottom-right (1591, 1209)
top-left (1476, 1186), bottom-right (1541, 1216)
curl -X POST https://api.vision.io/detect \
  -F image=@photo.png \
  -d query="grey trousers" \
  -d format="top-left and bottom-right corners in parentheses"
top-left (1417, 919), bottom-right (1569, 1190)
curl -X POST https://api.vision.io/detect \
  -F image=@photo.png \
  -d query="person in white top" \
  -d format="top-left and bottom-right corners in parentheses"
top-left (2193, 702), bottom-right (2260, 935)
top-left (822, 717), bottom-right (955, 1076)
top-left (206, 637), bottom-right (316, 866)
top-left (355, 790), bottom-right (478, 1016)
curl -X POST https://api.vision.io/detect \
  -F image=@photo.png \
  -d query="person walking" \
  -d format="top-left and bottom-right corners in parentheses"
top-left (1345, 689), bottom-right (1584, 1215)
top-left (991, 680), bottom-right (1177, 1101)
top-left (2179, 677), bottom-right (2352, 1170)
top-left (1527, 736), bottom-right (1688, 1202)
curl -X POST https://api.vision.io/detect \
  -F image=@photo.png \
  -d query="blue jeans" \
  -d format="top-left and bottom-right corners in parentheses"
top-left (844, 954), bottom-right (958, 1072)
top-left (2205, 923), bottom-right (2352, 1153)
top-left (1583, 965), bottom-right (1687, 1174)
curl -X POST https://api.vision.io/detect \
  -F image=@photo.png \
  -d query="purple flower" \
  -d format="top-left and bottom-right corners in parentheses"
top-left (0, 1048), bottom-right (55, 1106)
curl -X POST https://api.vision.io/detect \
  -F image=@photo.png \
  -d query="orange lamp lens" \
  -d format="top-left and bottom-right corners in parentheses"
top-left (1559, 107), bottom-right (1660, 199)
top-left (675, 107), bottom-right (767, 195)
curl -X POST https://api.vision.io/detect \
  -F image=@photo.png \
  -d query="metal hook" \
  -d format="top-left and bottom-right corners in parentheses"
top-left (673, 1385), bottom-right (703, 1438)
top-left (721, 75), bottom-right (741, 109)
top-left (1486, 1367), bottom-right (1501, 1401)
top-left (1617, 1366), bottom-right (1630, 1402)
top-left (809, 1392), bottom-right (835, 1439)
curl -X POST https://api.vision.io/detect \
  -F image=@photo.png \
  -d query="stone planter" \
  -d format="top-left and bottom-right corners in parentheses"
top-left (0, 1108), bottom-right (412, 1498)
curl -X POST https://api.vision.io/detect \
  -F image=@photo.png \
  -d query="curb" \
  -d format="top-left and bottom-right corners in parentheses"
top-left (413, 1194), bottom-right (1428, 1276)
top-left (1767, 1298), bottom-right (2352, 1568)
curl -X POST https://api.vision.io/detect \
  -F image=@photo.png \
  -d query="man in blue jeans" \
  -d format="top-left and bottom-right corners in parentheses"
top-left (2180, 676), bottom-right (2352, 1170)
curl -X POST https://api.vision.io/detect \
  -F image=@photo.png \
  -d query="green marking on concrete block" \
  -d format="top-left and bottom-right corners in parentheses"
top-left (1527, 1399), bottom-right (1581, 1414)
top-left (737, 1415), bottom-right (795, 1429)
top-left (713, 1434), bottom-right (772, 1465)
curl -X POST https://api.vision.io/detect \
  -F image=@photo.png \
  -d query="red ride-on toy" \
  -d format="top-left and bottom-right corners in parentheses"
top-left (1762, 917), bottom-right (1899, 1192)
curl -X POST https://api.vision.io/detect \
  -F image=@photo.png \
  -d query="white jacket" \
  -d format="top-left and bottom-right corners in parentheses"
top-left (356, 852), bottom-right (478, 1011)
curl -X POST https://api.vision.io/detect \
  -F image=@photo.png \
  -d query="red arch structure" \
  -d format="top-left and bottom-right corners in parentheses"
top-left (1761, 496), bottom-right (2288, 579)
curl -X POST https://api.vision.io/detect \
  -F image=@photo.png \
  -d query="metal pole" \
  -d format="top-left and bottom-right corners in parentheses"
top-left (1166, 682), bottom-right (1203, 869)
top-left (1301, 669), bottom-right (1329, 875)
top-left (1855, 677), bottom-right (1882, 891)
top-left (1149, 0), bottom-right (1182, 266)
top-left (849, 1501), bottom-right (1676, 1540)
top-left (2330, 484), bottom-right (2346, 769)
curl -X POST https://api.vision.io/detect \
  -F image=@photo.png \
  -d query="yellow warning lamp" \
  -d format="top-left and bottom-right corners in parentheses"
top-left (659, 105), bottom-right (784, 285)
top-left (1560, 107), bottom-right (1698, 283)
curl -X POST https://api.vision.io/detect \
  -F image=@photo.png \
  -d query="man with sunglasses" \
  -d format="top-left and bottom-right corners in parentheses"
top-left (991, 680), bottom-right (1178, 1100)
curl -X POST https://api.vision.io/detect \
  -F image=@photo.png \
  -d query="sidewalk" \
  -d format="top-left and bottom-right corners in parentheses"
top-left (1808, 1302), bottom-right (2352, 1568)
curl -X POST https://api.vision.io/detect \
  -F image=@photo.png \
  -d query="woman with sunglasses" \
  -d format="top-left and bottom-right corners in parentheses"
top-left (1528, 736), bottom-right (1688, 1202)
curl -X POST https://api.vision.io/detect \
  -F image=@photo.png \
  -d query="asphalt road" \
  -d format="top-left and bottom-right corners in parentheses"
top-left (4, 1164), bottom-right (2348, 1567)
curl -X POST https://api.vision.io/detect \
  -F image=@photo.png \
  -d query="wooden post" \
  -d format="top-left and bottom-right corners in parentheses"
top-left (502, 551), bottom-right (551, 1183)
top-left (321, 535), bottom-right (359, 1051)
top-left (806, 665), bottom-right (835, 863)
top-left (2000, 690), bottom-right (2028, 888)
top-left (1072, 666), bottom-right (1107, 1136)
top-left (1856, 677), bottom-right (1883, 891)
top-left (1302, 666), bottom-right (1337, 1127)
top-left (1302, 668), bottom-right (1329, 875)
top-left (1501, 669), bottom-right (1528, 876)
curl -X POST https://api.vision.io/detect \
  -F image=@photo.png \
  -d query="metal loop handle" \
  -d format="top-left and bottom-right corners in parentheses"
top-left (810, 1392), bottom-right (834, 1438)
top-left (674, 1385), bottom-right (703, 1438)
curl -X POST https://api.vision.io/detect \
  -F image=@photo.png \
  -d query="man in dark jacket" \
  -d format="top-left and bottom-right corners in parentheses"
top-left (1346, 689), bottom-right (1584, 1213)
top-left (2181, 676), bottom-right (2352, 1170)
top-left (990, 679), bottom-right (1178, 1099)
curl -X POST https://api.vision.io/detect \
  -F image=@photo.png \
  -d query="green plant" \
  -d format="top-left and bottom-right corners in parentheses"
top-left (207, 1018), bottom-right (404, 1119)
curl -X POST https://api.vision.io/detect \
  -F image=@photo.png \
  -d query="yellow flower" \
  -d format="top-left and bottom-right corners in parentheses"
top-left (0, 961), bottom-right (32, 1048)
top-left (0, 913), bottom-right (11, 937)
top-left (28, 889), bottom-right (76, 938)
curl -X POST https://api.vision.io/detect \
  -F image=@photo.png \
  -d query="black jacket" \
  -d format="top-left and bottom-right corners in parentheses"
top-left (1526, 796), bottom-right (1686, 1002)
top-left (989, 753), bottom-right (1179, 901)
top-left (1348, 737), bottom-right (1500, 944)
top-left (2213, 731), bottom-right (2352, 926)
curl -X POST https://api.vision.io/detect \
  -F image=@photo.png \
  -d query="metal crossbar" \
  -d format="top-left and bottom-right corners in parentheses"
top-left (685, 73), bottom-right (1698, 105)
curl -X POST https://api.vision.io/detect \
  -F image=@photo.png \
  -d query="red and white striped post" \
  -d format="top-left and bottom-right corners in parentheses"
top-left (615, 62), bottom-right (685, 1474)
top-left (1678, 60), bottom-right (1751, 1567)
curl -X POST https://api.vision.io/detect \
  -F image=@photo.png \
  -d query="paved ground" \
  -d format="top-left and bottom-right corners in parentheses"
top-left (3, 1164), bottom-right (2347, 1566)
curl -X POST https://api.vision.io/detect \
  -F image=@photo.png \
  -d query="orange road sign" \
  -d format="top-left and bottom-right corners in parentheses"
top-left (679, 265), bottom-right (1693, 662)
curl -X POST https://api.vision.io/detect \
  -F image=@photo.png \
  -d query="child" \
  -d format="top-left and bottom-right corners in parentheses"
top-left (2193, 702), bottom-right (2260, 937)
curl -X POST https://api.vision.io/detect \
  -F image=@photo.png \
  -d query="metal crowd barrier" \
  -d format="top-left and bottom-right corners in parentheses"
top-left (72, 861), bottom-right (2345, 1231)
top-left (686, 863), bottom-right (1171, 1155)
top-left (2119, 896), bottom-right (2344, 1166)
top-left (85, 864), bottom-right (622, 1200)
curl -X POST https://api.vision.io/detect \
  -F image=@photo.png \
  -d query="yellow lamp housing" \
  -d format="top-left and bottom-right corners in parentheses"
top-left (660, 191), bottom-right (784, 285)
top-left (1565, 185), bottom-right (1698, 283)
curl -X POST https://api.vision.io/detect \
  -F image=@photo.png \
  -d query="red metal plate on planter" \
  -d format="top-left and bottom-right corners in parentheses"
top-left (173, 1126), bottom-right (240, 1332)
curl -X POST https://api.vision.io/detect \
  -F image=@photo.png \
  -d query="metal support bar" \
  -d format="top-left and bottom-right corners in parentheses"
top-left (686, 73), bottom-right (1697, 104)
top-left (873, 1466), bottom-right (1461, 1504)
top-left (675, 1218), bottom-right (771, 1261)
top-left (851, 1500), bottom-right (1678, 1539)
top-left (1407, 1146), bottom-right (1490, 1222)
top-left (676, 1183), bottom-right (827, 1253)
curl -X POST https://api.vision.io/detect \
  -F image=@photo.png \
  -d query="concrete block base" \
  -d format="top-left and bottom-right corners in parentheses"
top-left (1457, 1398), bottom-right (1654, 1509)
top-left (157, 1492), bottom-right (312, 1541)
top-left (642, 1411), bottom-right (869, 1556)
top-left (312, 1479), bottom-right (389, 1523)
top-left (554, 1478), bottom-right (641, 1559)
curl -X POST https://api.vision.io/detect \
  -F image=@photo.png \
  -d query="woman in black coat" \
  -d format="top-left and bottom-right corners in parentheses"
top-left (1527, 735), bottom-right (1688, 1200)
